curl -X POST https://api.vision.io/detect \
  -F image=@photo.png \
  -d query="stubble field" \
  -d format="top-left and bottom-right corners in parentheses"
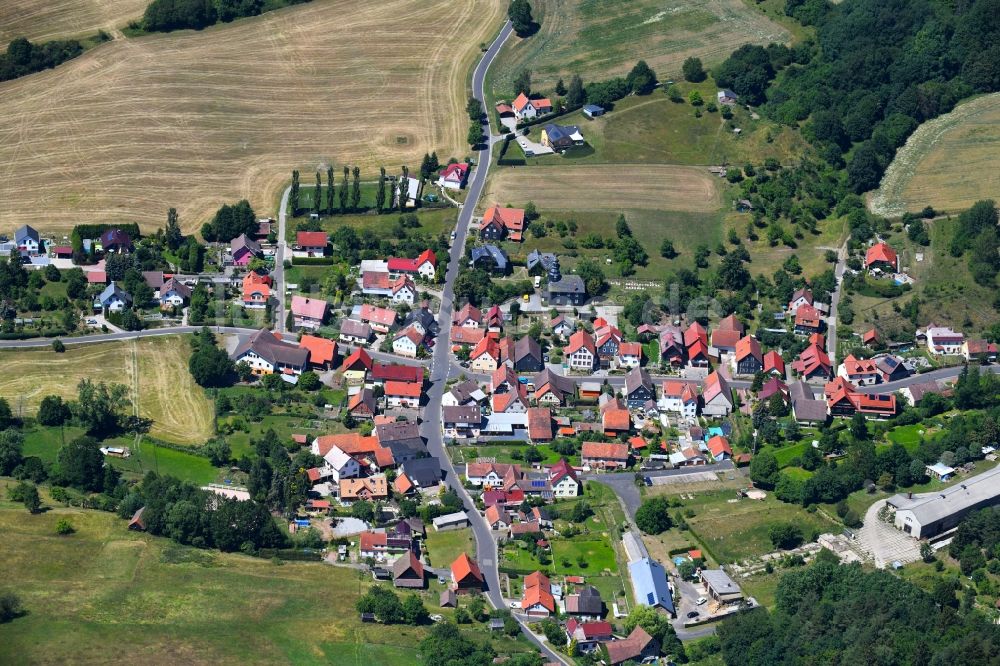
top-left (0, 0), bottom-right (503, 235)
top-left (489, 0), bottom-right (790, 98)
top-left (870, 92), bottom-right (1000, 217)
top-left (0, 0), bottom-right (145, 46)
top-left (0, 336), bottom-right (213, 445)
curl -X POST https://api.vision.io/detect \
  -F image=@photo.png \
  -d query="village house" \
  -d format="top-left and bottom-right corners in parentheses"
top-left (230, 234), bottom-right (261, 266)
top-left (390, 275), bottom-right (417, 305)
top-left (346, 388), bottom-right (376, 420)
top-left (548, 458), bottom-right (579, 497)
top-left (711, 314), bottom-right (745, 353)
top-left (520, 571), bottom-right (556, 617)
top-left (388, 248), bottom-right (437, 280)
top-left (566, 619), bottom-right (613, 653)
top-left (485, 504), bottom-right (510, 530)
top-left (601, 398), bottom-right (632, 436)
top-left (547, 275), bottom-right (588, 306)
top-left (707, 435), bottom-right (733, 461)
top-left (340, 347), bottom-right (373, 384)
top-left (763, 349), bottom-right (785, 377)
top-left (392, 326), bottom-right (424, 358)
top-left (479, 205), bottom-right (526, 242)
top-left (617, 341), bottom-right (643, 369)
top-left (963, 339), bottom-right (998, 363)
top-left (384, 380), bottom-right (422, 409)
top-left (392, 551), bottom-right (425, 589)
top-left (876, 354), bottom-right (909, 383)
top-left (95, 282), bottom-right (132, 312)
top-left (293, 231), bottom-right (328, 258)
top-left (759, 377), bottom-right (789, 404)
top-left (532, 368), bottom-right (576, 405)
top-left (528, 407), bottom-right (555, 443)
top-left (404, 303), bottom-right (439, 338)
top-left (792, 342), bottom-right (833, 380)
top-left (865, 242), bottom-right (898, 274)
top-left (511, 92), bottom-right (552, 120)
top-left (451, 553), bottom-right (484, 593)
top-left (565, 586), bottom-right (604, 621)
top-left (442, 405), bottom-right (483, 439)
top-left (437, 162), bottom-right (470, 190)
top-left (925, 324), bottom-right (964, 355)
top-left (465, 462), bottom-right (521, 487)
top-left (371, 363), bottom-right (424, 387)
top-left (338, 319), bottom-right (373, 345)
top-left (361, 270), bottom-right (393, 297)
top-left (701, 371), bottom-right (733, 417)
top-left (298, 334), bottom-right (337, 370)
top-left (374, 421), bottom-right (426, 463)
top-left (734, 335), bottom-right (763, 376)
top-left (825, 377), bottom-right (897, 418)
top-left (540, 123), bottom-right (584, 152)
top-left (658, 325), bottom-right (686, 367)
top-left (794, 304), bottom-right (824, 335)
top-left (357, 304), bottom-right (397, 333)
top-left (290, 295), bottom-right (328, 330)
top-left (787, 287), bottom-right (813, 314)
top-left (470, 244), bottom-right (509, 274)
top-left (604, 626), bottom-right (659, 666)
top-left (789, 380), bottom-right (828, 425)
top-left (564, 330), bottom-right (597, 371)
top-left (453, 303), bottom-right (483, 328)
top-left (469, 336), bottom-right (500, 373)
top-left (14, 224), bottom-right (40, 255)
top-left (659, 380), bottom-right (698, 419)
top-left (623, 367), bottom-right (655, 408)
top-left (231, 328), bottom-right (309, 377)
top-left (321, 445), bottom-right (361, 483)
top-left (158, 277), bottom-right (191, 309)
top-left (513, 335), bottom-right (544, 372)
top-left (581, 442), bottom-right (629, 470)
top-left (838, 354), bottom-right (880, 386)
top-left (242, 271), bottom-right (271, 309)
top-left (338, 475), bottom-right (389, 503)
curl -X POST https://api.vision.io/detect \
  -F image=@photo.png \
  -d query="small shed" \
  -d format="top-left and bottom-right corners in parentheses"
top-left (440, 589), bottom-right (457, 608)
top-left (582, 104), bottom-right (605, 119)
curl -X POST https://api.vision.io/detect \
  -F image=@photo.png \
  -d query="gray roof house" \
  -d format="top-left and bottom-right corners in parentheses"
top-left (513, 335), bottom-right (544, 373)
top-left (95, 282), bottom-right (132, 311)
top-left (374, 421), bottom-right (427, 463)
top-left (230, 328), bottom-right (309, 377)
top-left (789, 380), bottom-right (828, 424)
top-left (547, 275), bottom-right (587, 306)
top-left (628, 558), bottom-right (675, 615)
top-left (526, 250), bottom-right (558, 274)
top-left (470, 245), bottom-right (508, 274)
top-left (14, 224), bottom-right (40, 254)
top-left (401, 457), bottom-right (442, 488)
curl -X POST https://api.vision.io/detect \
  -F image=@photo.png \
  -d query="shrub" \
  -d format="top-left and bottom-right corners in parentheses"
top-left (55, 518), bottom-right (75, 535)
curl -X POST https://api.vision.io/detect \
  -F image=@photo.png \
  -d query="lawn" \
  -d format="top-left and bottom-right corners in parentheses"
top-left (0, 503), bottom-right (435, 664)
top-left (683, 491), bottom-right (838, 564)
top-left (287, 206), bottom-right (458, 244)
top-left (486, 0), bottom-right (790, 101)
top-left (550, 538), bottom-right (617, 575)
top-left (454, 443), bottom-right (567, 467)
top-left (871, 92), bottom-right (1000, 216)
top-left (0, 0), bottom-right (504, 235)
top-left (771, 442), bottom-right (808, 468)
top-left (424, 527), bottom-right (474, 569)
top-left (0, 336), bottom-right (214, 446)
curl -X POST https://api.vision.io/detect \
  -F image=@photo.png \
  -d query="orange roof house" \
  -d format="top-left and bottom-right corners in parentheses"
top-left (601, 403), bottom-right (631, 434)
top-left (394, 472), bottom-right (415, 495)
top-left (338, 476), bottom-right (388, 501)
top-left (451, 553), bottom-right (484, 592)
top-left (299, 335), bottom-right (337, 369)
top-left (242, 271), bottom-right (271, 305)
top-left (341, 347), bottom-right (373, 373)
top-left (521, 571), bottom-right (556, 616)
top-left (794, 304), bottom-right (823, 333)
top-left (865, 242), bottom-right (898, 271)
top-left (763, 350), bottom-right (785, 376)
top-left (707, 435), bottom-right (733, 460)
top-left (480, 205), bottom-right (526, 242)
top-left (581, 442), bottom-right (629, 469)
top-left (313, 432), bottom-right (379, 457)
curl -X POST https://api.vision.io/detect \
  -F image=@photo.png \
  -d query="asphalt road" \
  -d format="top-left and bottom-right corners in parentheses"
top-left (413, 20), bottom-right (569, 665)
top-left (274, 186), bottom-right (290, 333)
top-left (826, 242), bottom-right (848, 365)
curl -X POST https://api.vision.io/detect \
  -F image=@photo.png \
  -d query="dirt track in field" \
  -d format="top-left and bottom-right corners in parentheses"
top-left (0, 0), bottom-right (146, 46)
top-left (481, 164), bottom-right (721, 214)
top-left (0, 0), bottom-right (503, 234)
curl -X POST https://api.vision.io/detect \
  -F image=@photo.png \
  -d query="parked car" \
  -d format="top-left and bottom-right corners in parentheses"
top-left (696, 597), bottom-right (707, 605)
top-left (686, 611), bottom-right (700, 619)
top-left (450, 231), bottom-right (457, 240)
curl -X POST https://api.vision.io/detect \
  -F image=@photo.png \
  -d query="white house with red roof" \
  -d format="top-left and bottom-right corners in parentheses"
top-left (512, 92), bottom-right (552, 120)
top-left (865, 242), bottom-right (898, 274)
top-left (391, 275), bottom-right (417, 305)
top-left (290, 295), bottom-right (328, 330)
top-left (437, 162), bottom-right (470, 190)
top-left (925, 324), bottom-right (964, 355)
top-left (392, 326), bottom-right (424, 358)
top-left (357, 304), bottom-right (397, 333)
top-left (659, 381), bottom-right (698, 418)
top-left (564, 330), bottom-right (597, 371)
top-left (388, 249), bottom-right (437, 280)
top-left (548, 458), bottom-right (579, 497)
top-left (293, 231), bottom-right (328, 257)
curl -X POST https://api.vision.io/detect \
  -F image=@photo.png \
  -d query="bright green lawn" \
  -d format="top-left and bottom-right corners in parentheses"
top-left (424, 527), bottom-right (475, 569)
top-left (772, 442), bottom-right (808, 468)
top-left (286, 206), bottom-right (457, 243)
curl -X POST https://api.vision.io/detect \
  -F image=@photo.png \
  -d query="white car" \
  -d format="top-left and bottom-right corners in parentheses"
top-left (450, 231), bottom-right (457, 240)
top-left (696, 596), bottom-right (707, 605)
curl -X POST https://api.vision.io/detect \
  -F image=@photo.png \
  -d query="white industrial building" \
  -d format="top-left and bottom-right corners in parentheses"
top-left (886, 465), bottom-right (1000, 539)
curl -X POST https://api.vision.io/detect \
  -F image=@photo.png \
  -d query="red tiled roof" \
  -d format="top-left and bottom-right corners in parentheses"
top-left (795, 304), bottom-right (822, 328)
top-left (341, 347), bottom-right (373, 372)
top-left (450, 326), bottom-right (485, 345)
top-left (358, 304), bottom-right (397, 326)
top-left (291, 295), bottom-right (327, 320)
top-left (481, 205), bottom-right (525, 234)
top-left (527, 407), bottom-right (553, 441)
top-left (735, 335), bottom-right (762, 363)
top-left (362, 271), bottom-right (391, 290)
top-left (564, 330), bottom-right (595, 356)
top-left (763, 350), bottom-right (784, 375)
top-left (374, 447), bottom-right (395, 468)
top-left (439, 163), bottom-right (469, 182)
top-left (314, 433), bottom-right (379, 457)
top-left (296, 231), bottom-right (328, 247)
top-left (372, 363), bottom-right (424, 384)
top-left (86, 270), bottom-right (107, 284)
top-left (385, 380), bottom-right (421, 398)
top-left (299, 335), bottom-right (336, 366)
top-left (451, 553), bottom-right (483, 583)
top-left (602, 407), bottom-right (631, 432)
top-left (581, 442), bottom-right (629, 462)
top-left (394, 472), bottom-right (414, 494)
top-left (471, 336), bottom-right (500, 361)
top-left (865, 242), bottom-right (898, 268)
top-left (707, 435), bottom-right (732, 457)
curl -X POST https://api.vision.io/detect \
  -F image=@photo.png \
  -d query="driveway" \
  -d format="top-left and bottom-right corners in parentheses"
top-left (514, 134), bottom-right (553, 157)
top-left (855, 499), bottom-right (921, 568)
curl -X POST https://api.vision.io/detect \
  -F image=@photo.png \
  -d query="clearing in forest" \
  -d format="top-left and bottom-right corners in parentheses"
top-left (870, 93), bottom-right (1000, 217)
top-left (0, 0), bottom-right (503, 235)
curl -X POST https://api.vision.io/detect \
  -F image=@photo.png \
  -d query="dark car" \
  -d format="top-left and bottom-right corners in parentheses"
top-left (686, 611), bottom-right (700, 619)
top-left (644, 476), bottom-right (653, 486)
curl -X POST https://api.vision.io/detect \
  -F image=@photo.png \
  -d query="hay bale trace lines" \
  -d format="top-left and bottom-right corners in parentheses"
top-left (0, 0), bottom-right (503, 234)
top-left (481, 164), bottom-right (721, 214)
top-left (0, 0), bottom-right (146, 47)
top-left (870, 92), bottom-right (1000, 216)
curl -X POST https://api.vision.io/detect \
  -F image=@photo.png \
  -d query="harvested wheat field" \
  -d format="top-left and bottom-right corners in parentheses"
top-left (0, 0), bottom-right (146, 46)
top-left (0, 336), bottom-right (213, 445)
top-left (490, 0), bottom-right (789, 96)
top-left (870, 93), bottom-right (1000, 217)
top-left (482, 164), bottom-right (721, 214)
top-left (0, 0), bottom-right (503, 235)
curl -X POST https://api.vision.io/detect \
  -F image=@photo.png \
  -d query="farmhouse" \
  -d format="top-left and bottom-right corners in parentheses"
top-left (357, 304), bottom-right (397, 333)
top-left (298, 334), bottom-right (337, 370)
top-left (623, 367), bottom-right (655, 408)
top-left (443, 404), bottom-right (483, 439)
top-left (548, 457), bottom-right (578, 496)
top-left (479, 205), bottom-right (525, 242)
top-left (886, 466), bottom-right (1000, 538)
top-left (371, 363), bottom-right (424, 386)
top-left (340, 347), bottom-right (373, 383)
top-left (788, 287), bottom-right (813, 314)
top-left (346, 389), bottom-right (376, 420)
top-left (605, 626), bottom-right (659, 666)
top-left (582, 442), bottom-right (629, 470)
top-left (388, 249), bottom-right (437, 280)
top-left (711, 314), bottom-right (744, 353)
top-left (321, 445), bottom-right (361, 483)
top-left (392, 551), bottom-right (425, 589)
top-left (628, 557), bottom-right (674, 614)
top-left (564, 586), bottom-right (603, 620)
top-left (511, 92), bottom-right (552, 120)
top-left (384, 380), bottom-right (422, 408)
top-left (521, 571), bottom-right (556, 617)
top-left (925, 324), bottom-right (964, 355)
top-left (963, 339), bottom-right (998, 363)
top-left (392, 326), bottom-right (424, 358)
top-left (374, 421), bottom-right (426, 463)
top-left (789, 380), bottom-right (828, 424)
top-left (564, 330), bottom-right (597, 371)
top-left (541, 123), bottom-right (584, 152)
top-left (453, 303), bottom-right (483, 328)
top-left (660, 381), bottom-right (698, 418)
top-left (794, 304), bottom-right (824, 335)
top-left (513, 335), bottom-right (544, 372)
top-left (533, 368), bottom-right (576, 405)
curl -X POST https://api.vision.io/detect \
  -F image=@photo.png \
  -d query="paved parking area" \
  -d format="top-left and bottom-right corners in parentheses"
top-left (514, 134), bottom-right (553, 157)
top-left (856, 499), bottom-right (921, 568)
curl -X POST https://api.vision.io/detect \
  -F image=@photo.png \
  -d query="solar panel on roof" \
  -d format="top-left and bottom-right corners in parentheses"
top-left (531, 480), bottom-right (546, 488)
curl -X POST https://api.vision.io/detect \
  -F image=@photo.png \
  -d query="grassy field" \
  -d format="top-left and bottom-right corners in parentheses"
top-left (0, 0), bottom-right (145, 46)
top-left (0, 0), bottom-right (504, 235)
top-left (871, 92), bottom-right (1000, 216)
top-left (286, 206), bottom-right (458, 244)
top-left (0, 500), bottom-right (438, 664)
top-left (424, 527), bottom-right (474, 569)
top-left (0, 336), bottom-right (214, 446)
top-left (683, 491), bottom-right (838, 564)
top-left (487, 0), bottom-right (790, 99)
top-left (523, 89), bottom-right (807, 167)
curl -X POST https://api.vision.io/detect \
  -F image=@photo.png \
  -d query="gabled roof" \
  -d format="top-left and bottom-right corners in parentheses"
top-left (624, 366), bottom-right (654, 396)
top-left (450, 326), bottom-right (485, 345)
top-left (453, 303), bottom-right (483, 325)
top-left (232, 328), bottom-right (308, 368)
top-left (372, 363), bottom-right (424, 384)
top-left (358, 304), bottom-right (397, 326)
top-left (299, 335), bottom-right (337, 366)
top-left (291, 295), bottom-right (327, 320)
top-left (735, 335), bottom-right (762, 363)
top-left (362, 271), bottom-right (392, 291)
top-left (392, 551), bottom-right (424, 581)
top-left (581, 441), bottom-right (629, 461)
top-left (662, 380), bottom-right (697, 402)
top-left (439, 162), bottom-right (469, 182)
top-left (393, 325), bottom-right (424, 347)
top-left (385, 380), bottom-right (421, 398)
top-left (684, 322), bottom-right (708, 347)
top-left (451, 553), bottom-right (483, 583)
top-left (527, 407), bottom-right (553, 441)
top-left (391, 275), bottom-right (416, 295)
top-left (230, 233), bottom-right (260, 256)
top-left (865, 242), bottom-right (898, 267)
top-left (843, 354), bottom-right (878, 376)
top-left (564, 330), bottom-right (595, 356)
top-left (341, 347), bottom-right (373, 372)
top-left (763, 350), bottom-right (785, 375)
top-left (548, 457), bottom-right (576, 484)
top-left (347, 388), bottom-right (375, 414)
top-left (160, 277), bottom-right (191, 299)
top-left (470, 244), bottom-right (508, 270)
top-left (296, 231), bottom-right (328, 247)
top-left (394, 472), bottom-right (415, 495)
top-left (702, 371), bottom-right (732, 404)
top-left (717, 314), bottom-right (744, 333)
top-left (314, 433), bottom-right (379, 457)
top-left (339, 319), bottom-right (372, 340)
top-left (481, 205), bottom-right (525, 234)
top-left (707, 435), bottom-right (733, 457)
top-left (514, 335), bottom-right (542, 363)
top-left (795, 304), bottom-right (822, 328)
top-left (471, 336), bottom-right (500, 362)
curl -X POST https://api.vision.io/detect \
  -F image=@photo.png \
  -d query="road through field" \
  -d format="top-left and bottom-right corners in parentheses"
top-left (0, 0), bottom-right (504, 234)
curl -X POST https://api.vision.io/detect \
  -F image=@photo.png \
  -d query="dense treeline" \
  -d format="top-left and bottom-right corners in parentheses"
top-left (142, 0), bottom-right (311, 33)
top-left (0, 37), bottom-right (84, 82)
top-left (718, 557), bottom-right (1000, 665)
top-left (950, 507), bottom-right (1000, 578)
top-left (723, 0), bottom-right (1000, 193)
top-left (201, 199), bottom-right (257, 242)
